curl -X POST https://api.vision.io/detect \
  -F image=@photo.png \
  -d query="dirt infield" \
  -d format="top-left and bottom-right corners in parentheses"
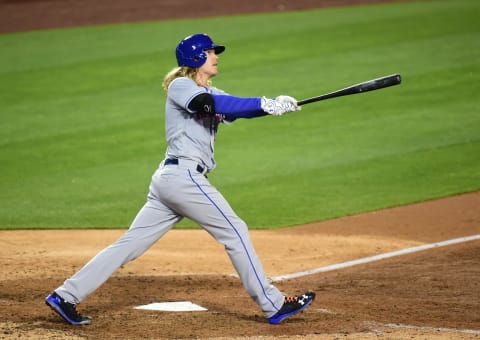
top-left (1, 192), bottom-right (479, 339)
top-left (1, 0), bottom-right (479, 339)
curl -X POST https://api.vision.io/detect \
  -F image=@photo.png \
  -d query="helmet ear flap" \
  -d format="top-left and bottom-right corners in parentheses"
top-left (194, 51), bottom-right (207, 67)
top-left (189, 51), bottom-right (207, 68)
top-left (193, 51), bottom-right (205, 62)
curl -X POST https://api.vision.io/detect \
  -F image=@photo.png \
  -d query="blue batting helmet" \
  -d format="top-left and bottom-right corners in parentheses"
top-left (176, 33), bottom-right (225, 68)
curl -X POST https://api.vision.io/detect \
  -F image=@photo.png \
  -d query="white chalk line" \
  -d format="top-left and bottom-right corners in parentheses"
top-left (366, 321), bottom-right (480, 335)
top-left (270, 234), bottom-right (480, 282)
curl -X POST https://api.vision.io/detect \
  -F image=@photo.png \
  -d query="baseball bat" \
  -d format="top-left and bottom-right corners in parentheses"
top-left (297, 74), bottom-right (402, 106)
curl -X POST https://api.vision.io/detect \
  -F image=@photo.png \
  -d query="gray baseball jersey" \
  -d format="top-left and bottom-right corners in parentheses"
top-left (55, 77), bottom-right (284, 318)
top-left (164, 77), bottom-right (223, 171)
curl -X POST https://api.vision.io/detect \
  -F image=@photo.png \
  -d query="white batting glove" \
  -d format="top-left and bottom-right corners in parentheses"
top-left (275, 95), bottom-right (301, 111)
top-left (261, 96), bottom-right (300, 116)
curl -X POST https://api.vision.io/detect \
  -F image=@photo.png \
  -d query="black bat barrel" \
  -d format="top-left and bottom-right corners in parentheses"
top-left (297, 74), bottom-right (401, 106)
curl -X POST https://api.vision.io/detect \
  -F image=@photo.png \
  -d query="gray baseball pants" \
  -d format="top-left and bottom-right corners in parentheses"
top-left (55, 159), bottom-right (284, 318)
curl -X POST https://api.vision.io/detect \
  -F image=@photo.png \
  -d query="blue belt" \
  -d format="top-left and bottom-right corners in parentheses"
top-left (164, 158), bottom-right (206, 174)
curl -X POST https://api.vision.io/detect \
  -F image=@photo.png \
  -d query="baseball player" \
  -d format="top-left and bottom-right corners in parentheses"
top-left (45, 33), bottom-right (315, 326)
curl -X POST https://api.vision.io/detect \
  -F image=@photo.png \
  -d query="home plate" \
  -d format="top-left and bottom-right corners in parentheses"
top-left (134, 301), bottom-right (207, 312)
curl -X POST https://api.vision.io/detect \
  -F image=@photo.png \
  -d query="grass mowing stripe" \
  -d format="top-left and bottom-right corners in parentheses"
top-left (209, 141), bottom-right (480, 229)
top-left (0, 118), bottom-right (164, 180)
top-left (2, 140), bottom-right (478, 230)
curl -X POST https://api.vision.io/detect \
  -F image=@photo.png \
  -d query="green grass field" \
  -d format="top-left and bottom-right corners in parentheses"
top-left (1, 0), bottom-right (479, 229)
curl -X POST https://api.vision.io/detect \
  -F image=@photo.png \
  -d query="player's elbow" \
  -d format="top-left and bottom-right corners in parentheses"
top-left (188, 93), bottom-right (216, 115)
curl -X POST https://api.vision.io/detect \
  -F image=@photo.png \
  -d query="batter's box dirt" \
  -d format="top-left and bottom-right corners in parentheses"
top-left (1, 233), bottom-right (479, 338)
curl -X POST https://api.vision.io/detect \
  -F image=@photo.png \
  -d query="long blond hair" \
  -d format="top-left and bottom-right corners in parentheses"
top-left (162, 66), bottom-right (212, 92)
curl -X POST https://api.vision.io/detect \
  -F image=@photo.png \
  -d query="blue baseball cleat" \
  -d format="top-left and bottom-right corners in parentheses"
top-left (268, 290), bottom-right (316, 325)
top-left (45, 292), bottom-right (92, 325)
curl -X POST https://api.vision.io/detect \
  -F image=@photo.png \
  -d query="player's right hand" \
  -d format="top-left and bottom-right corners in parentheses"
top-left (275, 95), bottom-right (301, 111)
top-left (261, 96), bottom-right (300, 116)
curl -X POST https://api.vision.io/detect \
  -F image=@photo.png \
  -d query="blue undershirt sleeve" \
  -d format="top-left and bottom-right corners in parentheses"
top-left (211, 94), bottom-right (268, 121)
